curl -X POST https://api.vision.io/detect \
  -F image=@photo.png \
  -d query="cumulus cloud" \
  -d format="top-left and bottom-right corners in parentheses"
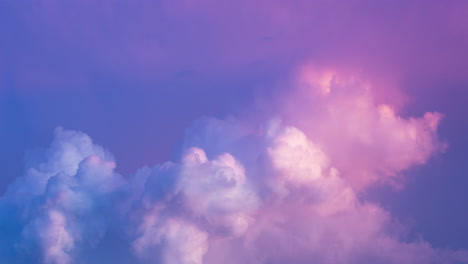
top-left (0, 70), bottom-right (465, 263)
top-left (0, 125), bottom-right (463, 263)
top-left (0, 128), bottom-right (123, 264)
top-left (279, 66), bottom-right (446, 189)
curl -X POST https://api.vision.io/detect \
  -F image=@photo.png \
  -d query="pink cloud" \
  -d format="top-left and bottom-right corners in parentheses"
top-left (0, 66), bottom-right (463, 263)
top-left (0, 119), bottom-right (465, 263)
top-left (278, 66), bottom-right (445, 190)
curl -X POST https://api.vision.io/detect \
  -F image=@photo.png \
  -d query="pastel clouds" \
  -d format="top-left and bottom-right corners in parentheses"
top-left (0, 128), bottom-right (123, 264)
top-left (134, 218), bottom-right (208, 264)
top-left (266, 124), bottom-right (330, 184)
top-left (21, 210), bottom-right (74, 264)
top-left (281, 67), bottom-right (445, 189)
top-left (0, 122), bottom-right (463, 263)
top-left (0, 68), bottom-right (463, 263)
top-left (179, 150), bottom-right (257, 232)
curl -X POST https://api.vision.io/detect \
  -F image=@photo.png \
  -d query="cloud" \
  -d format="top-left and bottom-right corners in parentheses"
top-left (278, 67), bottom-right (446, 190)
top-left (0, 128), bottom-right (124, 264)
top-left (20, 210), bottom-right (74, 264)
top-left (0, 67), bottom-right (464, 263)
top-left (133, 218), bottom-right (209, 264)
top-left (1, 0), bottom-right (467, 262)
top-left (0, 117), bottom-right (466, 263)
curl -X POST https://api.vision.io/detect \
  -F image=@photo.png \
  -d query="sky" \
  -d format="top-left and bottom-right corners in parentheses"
top-left (1, 1), bottom-right (468, 263)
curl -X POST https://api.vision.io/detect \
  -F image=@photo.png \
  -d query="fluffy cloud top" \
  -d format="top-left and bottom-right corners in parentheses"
top-left (0, 69), bottom-right (465, 264)
top-left (280, 67), bottom-right (445, 189)
top-left (0, 126), bottom-right (464, 263)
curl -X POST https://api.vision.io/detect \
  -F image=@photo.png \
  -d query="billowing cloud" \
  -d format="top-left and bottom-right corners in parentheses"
top-left (0, 86), bottom-right (466, 263)
top-left (0, 65), bottom-right (464, 264)
top-left (0, 129), bottom-right (124, 264)
top-left (1, 1), bottom-right (467, 263)
top-left (278, 67), bottom-right (445, 190)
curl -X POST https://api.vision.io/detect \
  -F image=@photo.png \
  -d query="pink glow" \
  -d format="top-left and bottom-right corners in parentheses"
top-left (279, 66), bottom-right (445, 190)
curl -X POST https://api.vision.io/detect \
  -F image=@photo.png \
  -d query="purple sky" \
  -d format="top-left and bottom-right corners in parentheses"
top-left (1, 1), bottom-right (468, 263)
